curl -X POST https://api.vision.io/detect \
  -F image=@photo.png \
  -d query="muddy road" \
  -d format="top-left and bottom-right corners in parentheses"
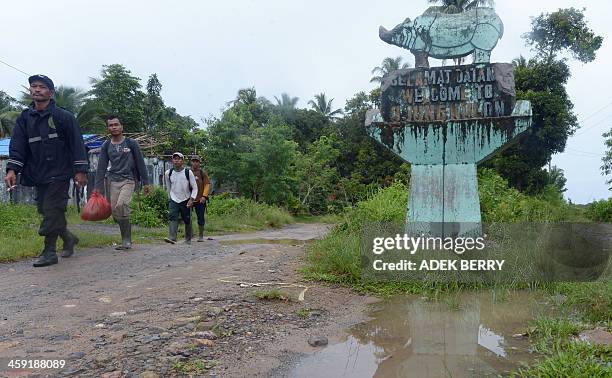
top-left (0, 223), bottom-right (375, 377)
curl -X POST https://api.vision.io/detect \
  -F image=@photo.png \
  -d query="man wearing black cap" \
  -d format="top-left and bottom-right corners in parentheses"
top-left (4, 74), bottom-right (89, 267)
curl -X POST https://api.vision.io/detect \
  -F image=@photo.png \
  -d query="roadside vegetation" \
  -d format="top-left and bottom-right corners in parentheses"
top-left (0, 192), bottom-right (293, 262)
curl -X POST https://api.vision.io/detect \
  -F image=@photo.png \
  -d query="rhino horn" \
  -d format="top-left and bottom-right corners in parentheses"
top-left (379, 26), bottom-right (392, 43)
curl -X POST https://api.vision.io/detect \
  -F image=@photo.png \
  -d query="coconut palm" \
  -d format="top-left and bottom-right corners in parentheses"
top-left (274, 93), bottom-right (299, 109)
top-left (425, 0), bottom-right (495, 14)
top-left (308, 93), bottom-right (343, 121)
top-left (19, 85), bottom-right (106, 133)
top-left (0, 110), bottom-right (19, 138)
top-left (370, 57), bottom-right (411, 83)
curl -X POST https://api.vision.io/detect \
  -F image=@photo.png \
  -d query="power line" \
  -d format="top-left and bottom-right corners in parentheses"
top-left (0, 58), bottom-right (29, 76)
top-left (574, 114), bottom-right (611, 137)
top-left (565, 147), bottom-right (601, 156)
top-left (578, 99), bottom-right (612, 124)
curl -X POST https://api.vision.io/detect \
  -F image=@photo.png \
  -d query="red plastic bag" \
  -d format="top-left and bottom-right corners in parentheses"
top-left (81, 190), bottom-right (112, 221)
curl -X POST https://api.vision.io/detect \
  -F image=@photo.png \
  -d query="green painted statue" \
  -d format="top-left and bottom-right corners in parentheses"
top-left (367, 8), bottom-right (532, 237)
top-left (379, 8), bottom-right (504, 68)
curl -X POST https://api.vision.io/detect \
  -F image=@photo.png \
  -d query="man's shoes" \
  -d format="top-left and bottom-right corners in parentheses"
top-left (115, 219), bottom-right (132, 250)
top-left (60, 229), bottom-right (79, 258)
top-left (34, 236), bottom-right (59, 267)
top-left (185, 222), bottom-right (193, 245)
top-left (197, 225), bottom-right (205, 242)
top-left (165, 220), bottom-right (179, 245)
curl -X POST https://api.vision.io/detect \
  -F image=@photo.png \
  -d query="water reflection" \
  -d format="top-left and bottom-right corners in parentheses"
top-left (291, 292), bottom-right (546, 377)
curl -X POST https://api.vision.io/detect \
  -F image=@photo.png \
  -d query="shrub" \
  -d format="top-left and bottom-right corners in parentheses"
top-left (130, 186), bottom-right (169, 227)
top-left (479, 169), bottom-right (570, 222)
top-left (585, 198), bottom-right (612, 222)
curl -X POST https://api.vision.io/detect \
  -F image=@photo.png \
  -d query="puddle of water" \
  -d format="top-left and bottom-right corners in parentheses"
top-left (291, 291), bottom-right (548, 378)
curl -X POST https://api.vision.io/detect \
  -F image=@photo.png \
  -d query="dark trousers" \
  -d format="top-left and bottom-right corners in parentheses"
top-left (35, 180), bottom-right (70, 237)
top-left (169, 199), bottom-right (191, 224)
top-left (193, 201), bottom-right (206, 227)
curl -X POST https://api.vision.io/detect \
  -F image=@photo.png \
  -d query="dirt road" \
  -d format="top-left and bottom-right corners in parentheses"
top-left (0, 224), bottom-right (374, 377)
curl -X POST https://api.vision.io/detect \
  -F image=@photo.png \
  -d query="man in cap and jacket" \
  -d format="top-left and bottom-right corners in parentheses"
top-left (4, 74), bottom-right (88, 267)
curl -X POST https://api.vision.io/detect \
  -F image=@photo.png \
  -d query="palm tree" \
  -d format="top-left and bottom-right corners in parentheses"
top-left (308, 93), bottom-right (343, 121)
top-left (425, 0), bottom-right (494, 14)
top-left (0, 110), bottom-right (20, 138)
top-left (19, 85), bottom-right (106, 133)
top-left (370, 57), bottom-right (411, 83)
top-left (274, 93), bottom-right (299, 109)
top-left (512, 55), bottom-right (528, 68)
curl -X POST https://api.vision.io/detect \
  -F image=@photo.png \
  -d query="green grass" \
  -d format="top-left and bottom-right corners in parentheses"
top-left (0, 204), bottom-right (120, 262)
top-left (295, 308), bottom-right (311, 318)
top-left (1, 193), bottom-right (295, 262)
top-left (511, 341), bottom-right (611, 377)
top-left (549, 282), bottom-right (612, 324)
top-left (254, 289), bottom-right (291, 301)
top-left (173, 359), bottom-right (214, 375)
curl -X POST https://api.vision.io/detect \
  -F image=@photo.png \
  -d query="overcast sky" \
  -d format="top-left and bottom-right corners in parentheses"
top-left (1, 0), bottom-right (610, 203)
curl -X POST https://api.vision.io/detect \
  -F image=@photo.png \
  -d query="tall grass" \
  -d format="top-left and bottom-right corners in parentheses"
top-left (303, 170), bottom-right (587, 295)
top-left (129, 188), bottom-right (294, 232)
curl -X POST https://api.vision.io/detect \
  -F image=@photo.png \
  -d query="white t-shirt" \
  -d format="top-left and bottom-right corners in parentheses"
top-left (164, 168), bottom-right (198, 203)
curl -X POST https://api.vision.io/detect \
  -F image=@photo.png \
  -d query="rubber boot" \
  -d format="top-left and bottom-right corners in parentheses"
top-left (197, 225), bottom-right (204, 242)
top-left (33, 235), bottom-right (59, 267)
top-left (60, 229), bottom-right (79, 258)
top-left (115, 219), bottom-right (132, 250)
top-left (185, 221), bottom-right (193, 245)
top-left (164, 221), bottom-right (178, 244)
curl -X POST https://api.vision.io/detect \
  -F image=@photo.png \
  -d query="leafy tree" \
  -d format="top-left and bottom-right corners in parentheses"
top-left (295, 135), bottom-right (340, 213)
top-left (602, 127), bottom-right (612, 190)
top-left (370, 57), bottom-right (411, 83)
top-left (88, 64), bottom-right (145, 132)
top-left (425, 0), bottom-right (494, 14)
top-left (287, 109), bottom-right (331, 152)
top-left (523, 7), bottom-right (603, 63)
top-left (238, 118), bottom-right (297, 204)
top-left (333, 92), bottom-right (404, 192)
top-left (308, 93), bottom-right (343, 121)
top-left (486, 58), bottom-right (577, 192)
top-left (487, 9), bottom-right (601, 193)
top-left (144, 74), bottom-right (165, 133)
top-left (206, 89), bottom-right (272, 189)
top-left (158, 106), bottom-right (200, 155)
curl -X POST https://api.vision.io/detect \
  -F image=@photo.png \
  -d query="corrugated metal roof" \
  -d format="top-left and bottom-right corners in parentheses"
top-left (0, 138), bottom-right (9, 156)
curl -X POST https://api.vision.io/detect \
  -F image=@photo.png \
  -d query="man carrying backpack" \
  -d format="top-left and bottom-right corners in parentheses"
top-left (189, 155), bottom-right (210, 242)
top-left (94, 115), bottom-right (150, 250)
top-left (4, 74), bottom-right (88, 267)
top-left (164, 152), bottom-right (198, 244)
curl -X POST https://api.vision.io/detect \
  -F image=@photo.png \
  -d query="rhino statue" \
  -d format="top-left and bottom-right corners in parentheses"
top-left (379, 8), bottom-right (504, 68)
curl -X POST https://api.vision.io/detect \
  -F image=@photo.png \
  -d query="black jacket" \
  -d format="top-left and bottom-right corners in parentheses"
top-left (7, 100), bottom-right (89, 186)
